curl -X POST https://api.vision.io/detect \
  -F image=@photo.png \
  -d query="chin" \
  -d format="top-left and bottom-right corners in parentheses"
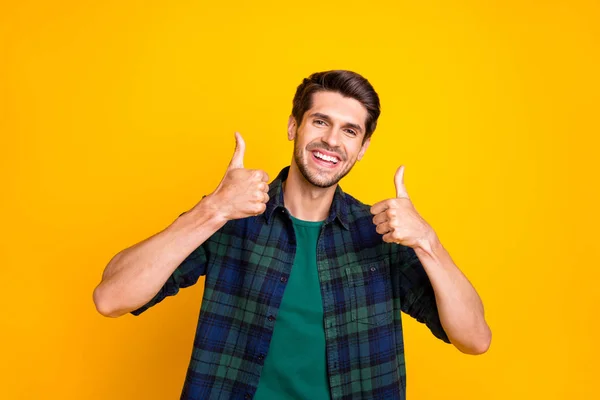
top-left (307, 176), bottom-right (338, 189)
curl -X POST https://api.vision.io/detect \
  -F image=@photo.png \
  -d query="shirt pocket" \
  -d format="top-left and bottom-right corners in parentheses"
top-left (344, 261), bottom-right (393, 326)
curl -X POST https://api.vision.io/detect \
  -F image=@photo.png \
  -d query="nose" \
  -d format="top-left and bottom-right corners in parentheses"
top-left (321, 127), bottom-right (341, 148)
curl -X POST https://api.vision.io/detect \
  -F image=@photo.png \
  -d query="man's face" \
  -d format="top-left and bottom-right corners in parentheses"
top-left (288, 91), bottom-right (371, 188)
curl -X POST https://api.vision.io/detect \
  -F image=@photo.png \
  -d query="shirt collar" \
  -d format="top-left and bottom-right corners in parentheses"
top-left (264, 166), bottom-right (350, 230)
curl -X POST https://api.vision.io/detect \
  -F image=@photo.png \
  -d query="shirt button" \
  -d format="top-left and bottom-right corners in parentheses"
top-left (370, 266), bottom-right (377, 272)
top-left (267, 315), bottom-right (275, 322)
top-left (280, 276), bottom-right (287, 283)
top-left (258, 353), bottom-right (265, 361)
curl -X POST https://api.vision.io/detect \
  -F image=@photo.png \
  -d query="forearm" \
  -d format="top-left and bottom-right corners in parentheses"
top-left (414, 234), bottom-right (491, 355)
top-left (93, 197), bottom-right (226, 318)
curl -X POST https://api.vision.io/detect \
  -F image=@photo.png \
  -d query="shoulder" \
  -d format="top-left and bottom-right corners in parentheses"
top-left (342, 192), bottom-right (382, 245)
top-left (342, 192), bottom-right (406, 259)
top-left (343, 192), bottom-right (374, 223)
top-left (211, 212), bottom-right (277, 244)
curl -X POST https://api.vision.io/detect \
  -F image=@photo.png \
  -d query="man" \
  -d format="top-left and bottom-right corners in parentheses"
top-left (93, 70), bottom-right (491, 400)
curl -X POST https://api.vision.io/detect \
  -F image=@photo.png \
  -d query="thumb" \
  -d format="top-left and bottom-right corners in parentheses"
top-left (394, 165), bottom-right (410, 199)
top-left (228, 132), bottom-right (245, 169)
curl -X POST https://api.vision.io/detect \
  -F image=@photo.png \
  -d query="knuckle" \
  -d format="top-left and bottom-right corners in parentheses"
top-left (252, 170), bottom-right (262, 180)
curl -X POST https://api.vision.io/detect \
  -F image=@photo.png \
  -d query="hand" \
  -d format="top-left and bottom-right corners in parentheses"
top-left (370, 165), bottom-right (435, 249)
top-left (203, 132), bottom-right (270, 220)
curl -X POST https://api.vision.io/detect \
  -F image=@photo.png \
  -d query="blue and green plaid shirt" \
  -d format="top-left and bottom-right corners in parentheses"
top-left (131, 166), bottom-right (450, 400)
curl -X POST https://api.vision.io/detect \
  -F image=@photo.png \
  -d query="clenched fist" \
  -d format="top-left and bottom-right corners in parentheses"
top-left (204, 132), bottom-right (270, 221)
top-left (370, 165), bottom-right (435, 249)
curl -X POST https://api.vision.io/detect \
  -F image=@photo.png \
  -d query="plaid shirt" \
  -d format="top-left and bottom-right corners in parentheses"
top-left (131, 166), bottom-right (450, 400)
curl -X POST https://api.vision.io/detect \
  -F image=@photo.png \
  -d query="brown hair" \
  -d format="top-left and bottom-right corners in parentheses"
top-left (291, 70), bottom-right (381, 142)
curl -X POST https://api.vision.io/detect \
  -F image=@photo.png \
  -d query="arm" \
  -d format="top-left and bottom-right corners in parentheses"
top-left (93, 198), bottom-right (226, 318)
top-left (371, 165), bottom-right (491, 355)
top-left (413, 233), bottom-right (491, 354)
top-left (93, 132), bottom-right (270, 318)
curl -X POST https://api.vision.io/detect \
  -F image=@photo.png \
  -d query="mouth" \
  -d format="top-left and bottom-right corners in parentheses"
top-left (311, 150), bottom-right (340, 168)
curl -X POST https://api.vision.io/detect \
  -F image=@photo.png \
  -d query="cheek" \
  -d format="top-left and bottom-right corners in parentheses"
top-left (350, 144), bottom-right (365, 160)
top-left (304, 128), bottom-right (323, 143)
top-left (296, 127), bottom-right (316, 145)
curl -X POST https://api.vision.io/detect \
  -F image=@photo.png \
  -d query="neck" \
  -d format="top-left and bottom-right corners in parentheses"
top-left (282, 162), bottom-right (336, 222)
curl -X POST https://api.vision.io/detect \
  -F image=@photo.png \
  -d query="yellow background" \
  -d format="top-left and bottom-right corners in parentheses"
top-left (2, 1), bottom-right (598, 399)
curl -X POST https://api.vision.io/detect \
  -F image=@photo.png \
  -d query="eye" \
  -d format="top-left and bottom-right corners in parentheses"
top-left (345, 129), bottom-right (357, 136)
top-left (314, 119), bottom-right (326, 126)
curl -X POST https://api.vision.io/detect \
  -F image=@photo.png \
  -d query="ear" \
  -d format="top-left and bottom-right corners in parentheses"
top-left (287, 115), bottom-right (297, 141)
top-left (357, 137), bottom-right (371, 161)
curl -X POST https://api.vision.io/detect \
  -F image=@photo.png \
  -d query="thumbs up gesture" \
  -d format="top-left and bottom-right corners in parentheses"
top-left (370, 166), bottom-right (435, 249)
top-left (203, 132), bottom-right (270, 221)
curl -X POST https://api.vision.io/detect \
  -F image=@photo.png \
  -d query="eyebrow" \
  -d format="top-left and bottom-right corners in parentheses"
top-left (309, 112), bottom-right (364, 134)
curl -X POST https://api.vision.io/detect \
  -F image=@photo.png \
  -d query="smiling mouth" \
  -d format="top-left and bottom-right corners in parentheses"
top-left (311, 150), bottom-right (340, 167)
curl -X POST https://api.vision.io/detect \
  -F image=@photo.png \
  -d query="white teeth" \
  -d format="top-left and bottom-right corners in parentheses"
top-left (314, 151), bottom-right (339, 164)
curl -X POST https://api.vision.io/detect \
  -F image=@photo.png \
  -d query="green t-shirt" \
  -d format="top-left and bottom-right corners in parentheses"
top-left (254, 214), bottom-right (330, 400)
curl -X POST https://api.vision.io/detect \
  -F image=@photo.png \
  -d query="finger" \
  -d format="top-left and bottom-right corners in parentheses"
top-left (262, 191), bottom-right (270, 203)
top-left (228, 132), bottom-right (246, 169)
top-left (394, 165), bottom-right (409, 199)
top-left (255, 202), bottom-right (267, 215)
top-left (375, 222), bottom-right (393, 235)
top-left (259, 182), bottom-right (269, 192)
top-left (253, 190), bottom-right (265, 202)
top-left (382, 232), bottom-right (396, 243)
top-left (372, 212), bottom-right (389, 225)
top-left (260, 170), bottom-right (269, 182)
top-left (370, 199), bottom-right (391, 215)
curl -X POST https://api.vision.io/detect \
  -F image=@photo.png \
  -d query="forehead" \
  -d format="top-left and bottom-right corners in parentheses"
top-left (305, 91), bottom-right (368, 128)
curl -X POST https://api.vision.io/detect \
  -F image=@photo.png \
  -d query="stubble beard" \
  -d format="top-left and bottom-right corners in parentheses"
top-left (293, 138), bottom-right (355, 189)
